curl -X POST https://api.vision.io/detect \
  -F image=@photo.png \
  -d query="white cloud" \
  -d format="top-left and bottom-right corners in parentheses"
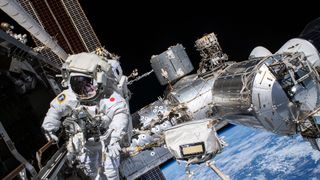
top-left (215, 132), bottom-right (273, 176)
top-left (312, 163), bottom-right (320, 174)
top-left (256, 135), bottom-right (320, 175)
top-left (213, 127), bottom-right (320, 178)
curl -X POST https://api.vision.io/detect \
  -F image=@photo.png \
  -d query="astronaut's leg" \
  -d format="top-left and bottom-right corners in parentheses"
top-left (78, 143), bottom-right (101, 179)
top-left (102, 154), bottom-right (120, 180)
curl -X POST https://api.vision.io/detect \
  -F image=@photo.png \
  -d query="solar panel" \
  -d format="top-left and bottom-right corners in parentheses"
top-left (17, 0), bottom-right (102, 68)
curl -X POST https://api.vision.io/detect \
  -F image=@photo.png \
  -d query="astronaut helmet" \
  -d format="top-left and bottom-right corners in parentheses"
top-left (69, 73), bottom-right (98, 100)
top-left (62, 52), bottom-right (115, 103)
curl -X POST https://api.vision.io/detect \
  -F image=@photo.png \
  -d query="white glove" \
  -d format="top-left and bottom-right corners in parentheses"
top-left (45, 131), bottom-right (59, 144)
top-left (108, 141), bottom-right (121, 158)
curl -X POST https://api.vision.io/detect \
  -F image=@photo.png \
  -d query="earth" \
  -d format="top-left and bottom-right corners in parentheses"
top-left (161, 124), bottom-right (320, 179)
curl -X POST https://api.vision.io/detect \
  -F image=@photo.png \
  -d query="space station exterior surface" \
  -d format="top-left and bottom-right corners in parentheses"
top-left (3, 0), bottom-right (320, 177)
top-left (133, 20), bottom-right (320, 162)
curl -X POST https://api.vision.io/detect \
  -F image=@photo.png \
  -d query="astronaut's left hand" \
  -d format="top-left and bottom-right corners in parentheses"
top-left (108, 141), bottom-right (121, 158)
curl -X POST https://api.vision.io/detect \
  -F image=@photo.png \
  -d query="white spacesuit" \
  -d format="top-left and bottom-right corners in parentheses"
top-left (42, 52), bottom-right (131, 180)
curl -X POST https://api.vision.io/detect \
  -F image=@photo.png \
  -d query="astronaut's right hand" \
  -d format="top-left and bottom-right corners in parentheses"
top-left (107, 141), bottom-right (121, 158)
top-left (45, 131), bottom-right (59, 144)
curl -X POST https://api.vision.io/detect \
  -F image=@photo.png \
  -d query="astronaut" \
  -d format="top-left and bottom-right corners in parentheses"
top-left (42, 52), bottom-right (131, 179)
